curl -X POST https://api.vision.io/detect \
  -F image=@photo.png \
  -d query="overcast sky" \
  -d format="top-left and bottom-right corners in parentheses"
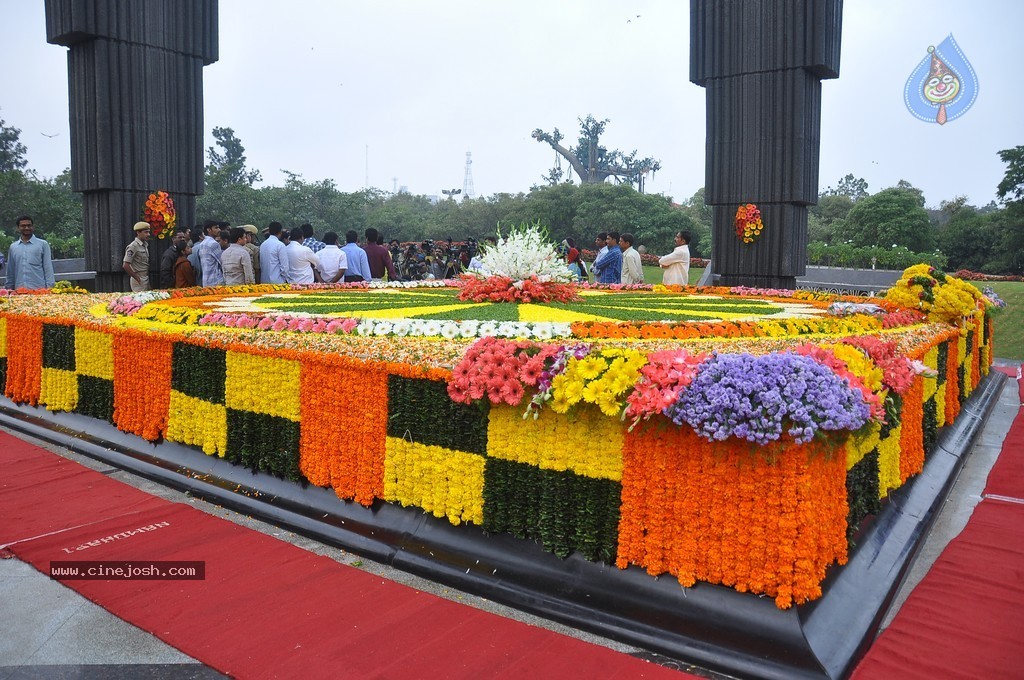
top-left (1, 1), bottom-right (1020, 208)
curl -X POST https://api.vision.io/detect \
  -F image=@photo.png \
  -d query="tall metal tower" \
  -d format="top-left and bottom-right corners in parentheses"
top-left (462, 152), bottom-right (475, 199)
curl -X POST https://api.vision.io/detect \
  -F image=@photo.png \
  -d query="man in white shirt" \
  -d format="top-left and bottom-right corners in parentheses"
top-left (316, 231), bottom-right (348, 283)
top-left (285, 227), bottom-right (321, 285)
top-left (659, 231), bottom-right (691, 286)
top-left (221, 227), bottom-right (255, 285)
top-left (259, 222), bottom-right (289, 284)
top-left (619, 233), bottom-right (644, 285)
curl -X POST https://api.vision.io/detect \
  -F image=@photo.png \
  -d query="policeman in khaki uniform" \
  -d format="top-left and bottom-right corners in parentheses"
top-left (123, 221), bottom-right (151, 291)
top-left (241, 224), bottom-right (261, 281)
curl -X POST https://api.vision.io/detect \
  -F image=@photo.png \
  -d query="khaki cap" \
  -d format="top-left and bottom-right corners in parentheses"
top-left (242, 224), bottom-right (258, 235)
top-left (133, 221), bottom-right (151, 232)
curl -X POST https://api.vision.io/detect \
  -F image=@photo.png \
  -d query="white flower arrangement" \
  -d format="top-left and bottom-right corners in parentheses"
top-left (470, 222), bottom-right (575, 283)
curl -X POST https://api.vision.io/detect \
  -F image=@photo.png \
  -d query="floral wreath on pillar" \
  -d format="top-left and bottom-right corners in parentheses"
top-left (143, 191), bottom-right (177, 239)
top-left (734, 203), bottom-right (764, 244)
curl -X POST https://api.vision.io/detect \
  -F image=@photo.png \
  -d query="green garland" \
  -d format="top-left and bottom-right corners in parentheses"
top-left (846, 451), bottom-right (881, 547)
top-left (482, 457), bottom-right (620, 562)
top-left (937, 340), bottom-right (948, 388)
top-left (225, 408), bottom-right (302, 482)
top-left (922, 396), bottom-right (938, 457)
top-left (387, 375), bottom-right (488, 455)
top-left (42, 323), bottom-right (75, 371)
top-left (76, 375), bottom-right (114, 422)
top-left (171, 343), bottom-right (227, 404)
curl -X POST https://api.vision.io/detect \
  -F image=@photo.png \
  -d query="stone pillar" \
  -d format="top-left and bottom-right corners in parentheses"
top-left (690, 0), bottom-right (842, 289)
top-left (45, 0), bottom-right (218, 291)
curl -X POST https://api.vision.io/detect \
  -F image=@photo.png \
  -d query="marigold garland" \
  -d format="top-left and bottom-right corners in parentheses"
top-left (486, 404), bottom-right (623, 481)
top-left (299, 354), bottom-right (388, 505)
top-left (40, 367), bottom-right (78, 412)
top-left (3, 316), bottom-right (43, 405)
top-left (383, 438), bottom-right (485, 525)
top-left (617, 426), bottom-right (848, 608)
top-left (74, 327), bottom-right (114, 379)
top-left (898, 376), bottom-right (925, 483)
top-left (165, 390), bottom-right (228, 456)
top-left (224, 350), bottom-right (301, 421)
top-left (112, 329), bottom-right (174, 441)
top-left (877, 425), bottom-right (903, 498)
top-left (944, 336), bottom-right (961, 424)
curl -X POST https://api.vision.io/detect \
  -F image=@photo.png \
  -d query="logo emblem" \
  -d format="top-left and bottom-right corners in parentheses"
top-left (904, 34), bottom-right (978, 125)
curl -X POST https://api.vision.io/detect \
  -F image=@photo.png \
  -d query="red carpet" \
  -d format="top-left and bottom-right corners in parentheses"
top-left (986, 367), bottom-right (1024, 499)
top-left (0, 432), bottom-right (690, 679)
top-left (853, 371), bottom-right (1024, 679)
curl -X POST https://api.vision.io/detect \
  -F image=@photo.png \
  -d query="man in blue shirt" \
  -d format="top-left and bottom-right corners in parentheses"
top-left (4, 215), bottom-right (55, 290)
top-left (195, 220), bottom-right (224, 286)
top-left (341, 230), bottom-right (371, 282)
top-left (593, 231), bottom-right (622, 284)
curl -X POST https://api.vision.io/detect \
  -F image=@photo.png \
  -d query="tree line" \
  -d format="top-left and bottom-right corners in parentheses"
top-left (2, 110), bottom-right (1022, 274)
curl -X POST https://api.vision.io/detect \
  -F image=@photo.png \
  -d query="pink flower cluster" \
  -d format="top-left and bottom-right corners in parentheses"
top-left (839, 336), bottom-right (916, 395)
top-left (458, 275), bottom-right (578, 304)
top-left (880, 309), bottom-right (927, 329)
top-left (197, 312), bottom-right (358, 334)
top-left (107, 296), bottom-right (145, 315)
top-left (729, 286), bottom-right (796, 298)
top-left (578, 282), bottom-right (651, 291)
top-left (794, 343), bottom-right (884, 419)
top-left (447, 337), bottom-right (561, 405)
top-left (624, 349), bottom-right (706, 425)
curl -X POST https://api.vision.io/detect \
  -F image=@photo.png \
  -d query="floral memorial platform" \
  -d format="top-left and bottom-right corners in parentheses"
top-left (0, 236), bottom-right (1002, 678)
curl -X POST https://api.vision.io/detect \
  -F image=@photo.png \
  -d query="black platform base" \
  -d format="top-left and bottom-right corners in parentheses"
top-left (0, 372), bottom-right (1005, 680)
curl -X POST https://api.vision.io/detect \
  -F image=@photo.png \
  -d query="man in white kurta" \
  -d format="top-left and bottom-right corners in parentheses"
top-left (285, 227), bottom-right (321, 285)
top-left (659, 231), bottom-right (691, 286)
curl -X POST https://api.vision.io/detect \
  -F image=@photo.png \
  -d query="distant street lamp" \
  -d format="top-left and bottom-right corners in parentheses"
top-left (442, 188), bottom-right (462, 201)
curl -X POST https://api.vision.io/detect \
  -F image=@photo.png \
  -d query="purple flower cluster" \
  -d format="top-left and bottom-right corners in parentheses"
top-left (665, 352), bottom-right (870, 445)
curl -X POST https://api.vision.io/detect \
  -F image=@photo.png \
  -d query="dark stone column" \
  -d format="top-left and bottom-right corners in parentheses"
top-left (45, 0), bottom-right (218, 292)
top-left (690, 0), bottom-right (842, 289)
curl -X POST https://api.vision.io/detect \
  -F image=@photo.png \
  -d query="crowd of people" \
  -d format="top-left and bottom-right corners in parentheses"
top-left (588, 230), bottom-right (691, 286)
top-left (153, 221), bottom-right (405, 290)
top-left (3, 214), bottom-right (692, 291)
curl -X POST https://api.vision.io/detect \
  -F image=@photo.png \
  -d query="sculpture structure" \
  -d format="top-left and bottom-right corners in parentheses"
top-left (45, 0), bottom-right (218, 291)
top-left (690, 0), bottom-right (842, 289)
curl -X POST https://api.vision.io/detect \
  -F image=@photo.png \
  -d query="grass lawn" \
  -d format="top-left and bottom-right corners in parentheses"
top-left (972, 281), bottom-right (1024, 362)
top-left (641, 264), bottom-right (704, 285)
